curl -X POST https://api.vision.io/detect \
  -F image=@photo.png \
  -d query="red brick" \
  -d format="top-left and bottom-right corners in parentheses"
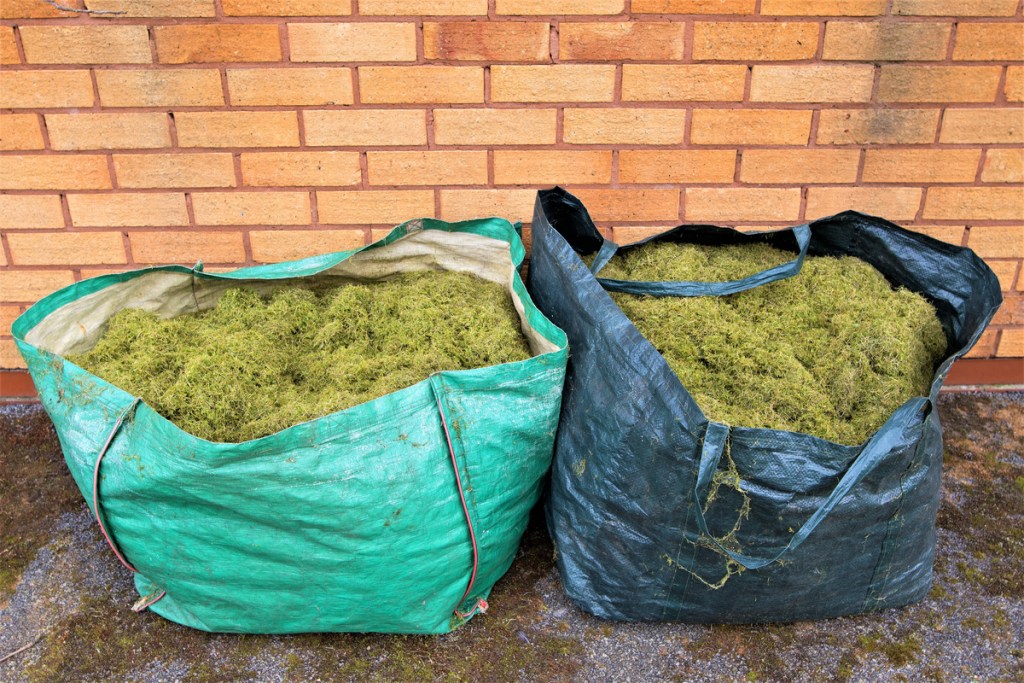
top-left (20, 25), bottom-right (151, 64)
top-left (114, 153), bottom-right (236, 189)
top-left (496, 0), bottom-right (624, 14)
top-left (130, 231), bottom-right (246, 265)
top-left (424, 22), bottom-right (549, 62)
top-left (691, 109), bottom-right (812, 145)
top-left (685, 188), bottom-right (800, 222)
top-left (0, 195), bottom-right (65, 230)
top-left (823, 21), bottom-right (951, 61)
top-left (619, 150), bottom-right (737, 184)
top-left (750, 65), bottom-right (874, 103)
top-left (633, 0), bottom-right (754, 12)
top-left (227, 68), bottom-right (353, 106)
top-left (963, 329), bottom-right (997, 358)
top-left (560, 22), bottom-right (685, 61)
top-left (95, 69), bottom-right (224, 108)
top-left (954, 23), bottom-right (1024, 61)
top-left (564, 108), bottom-right (686, 144)
top-left (492, 65), bottom-right (615, 102)
top-left (0, 0), bottom-right (65, 18)
top-left (0, 114), bottom-right (44, 151)
top-left (622, 65), bottom-right (746, 102)
top-left (0, 339), bottom-right (26, 368)
top-left (45, 113), bottom-right (171, 151)
top-left (992, 295), bottom-right (1024, 326)
top-left (363, 0), bottom-right (487, 14)
top-left (1007, 66), bottom-right (1023, 103)
top-left (1, 156), bottom-right (111, 190)
top-left (996, 329), bottom-right (1024, 357)
top-left (923, 188), bottom-right (1024, 221)
top-left (878, 66), bottom-right (1002, 103)
top-left (981, 149), bottom-right (1024, 184)
top-left (192, 192), bottom-right (311, 226)
top-left (367, 151), bottom-right (487, 186)
top-left (493, 150), bottom-right (612, 185)
top-left (318, 190), bottom-right (436, 224)
top-left (79, 266), bottom-right (136, 280)
top-left (693, 21), bottom-right (819, 61)
top-left (0, 305), bottom-right (23, 334)
top-left (569, 189), bottom-right (680, 221)
top-left (892, 0), bottom-right (1018, 16)
top-left (967, 226), bottom-right (1024, 258)
top-left (175, 112), bottom-right (300, 148)
top-left (817, 109), bottom-right (940, 145)
top-left (906, 225), bottom-right (965, 245)
top-left (241, 152), bottom-right (361, 187)
top-left (250, 230), bottom-right (366, 263)
top-left (288, 23), bottom-right (416, 62)
top-left (806, 187), bottom-right (922, 220)
top-left (304, 110), bottom-right (427, 147)
top-left (610, 226), bottom-right (672, 244)
top-left (7, 232), bottom-right (127, 266)
top-left (67, 193), bottom-right (189, 227)
top-left (761, 0), bottom-right (885, 14)
top-left (0, 26), bottom-right (19, 65)
top-left (223, 0), bottom-right (352, 15)
top-left (0, 270), bottom-right (76, 302)
top-left (434, 109), bottom-right (557, 145)
top-left (862, 149), bottom-right (982, 183)
top-left (939, 109), bottom-right (1024, 144)
top-left (741, 149), bottom-right (860, 184)
top-left (84, 0), bottom-right (216, 16)
top-left (984, 260), bottom-right (1018, 291)
top-left (439, 189), bottom-right (535, 222)
top-left (359, 67), bottom-right (483, 104)
top-left (0, 70), bottom-right (94, 109)
top-left (155, 25), bottom-right (282, 64)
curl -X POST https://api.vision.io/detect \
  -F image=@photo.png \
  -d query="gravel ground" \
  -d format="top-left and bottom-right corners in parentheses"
top-left (1, 392), bottom-right (1021, 682)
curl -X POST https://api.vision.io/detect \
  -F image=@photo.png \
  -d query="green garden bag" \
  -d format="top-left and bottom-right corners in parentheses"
top-left (13, 217), bottom-right (568, 634)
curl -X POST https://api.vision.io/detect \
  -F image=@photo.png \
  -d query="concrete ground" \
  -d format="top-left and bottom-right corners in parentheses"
top-left (0, 392), bottom-right (1021, 682)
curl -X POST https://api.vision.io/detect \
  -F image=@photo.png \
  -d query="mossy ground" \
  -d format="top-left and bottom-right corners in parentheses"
top-left (594, 242), bottom-right (947, 444)
top-left (1, 394), bottom-right (1021, 682)
top-left (0, 406), bottom-right (80, 605)
top-left (69, 271), bottom-right (532, 443)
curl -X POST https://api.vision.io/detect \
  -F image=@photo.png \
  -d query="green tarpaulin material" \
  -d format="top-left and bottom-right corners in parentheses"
top-left (13, 218), bottom-right (568, 634)
top-left (527, 187), bottom-right (1002, 623)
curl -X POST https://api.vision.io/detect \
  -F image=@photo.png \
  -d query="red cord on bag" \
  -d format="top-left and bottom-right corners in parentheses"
top-left (92, 399), bottom-right (165, 610)
top-left (435, 395), bottom-right (486, 620)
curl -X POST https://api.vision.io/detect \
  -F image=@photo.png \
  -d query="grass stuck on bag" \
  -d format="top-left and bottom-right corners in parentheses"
top-left (70, 270), bottom-right (533, 443)
top-left (591, 241), bottom-right (947, 445)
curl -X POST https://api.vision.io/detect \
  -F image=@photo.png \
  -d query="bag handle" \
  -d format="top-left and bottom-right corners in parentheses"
top-left (693, 397), bottom-right (929, 570)
top-left (592, 224), bottom-right (812, 298)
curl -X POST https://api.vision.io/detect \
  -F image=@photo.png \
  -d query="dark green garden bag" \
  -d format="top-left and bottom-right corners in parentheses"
top-left (527, 187), bottom-right (1002, 623)
top-left (13, 217), bottom-right (568, 634)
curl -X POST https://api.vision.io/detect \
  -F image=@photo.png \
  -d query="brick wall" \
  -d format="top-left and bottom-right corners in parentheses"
top-left (1, 0), bottom-right (1022, 373)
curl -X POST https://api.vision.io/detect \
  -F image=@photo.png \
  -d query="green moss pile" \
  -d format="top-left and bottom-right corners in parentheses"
top-left (596, 242), bottom-right (947, 444)
top-left (69, 271), bottom-right (532, 443)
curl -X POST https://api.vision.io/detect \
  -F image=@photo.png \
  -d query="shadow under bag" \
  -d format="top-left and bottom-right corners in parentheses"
top-left (527, 187), bottom-right (1002, 623)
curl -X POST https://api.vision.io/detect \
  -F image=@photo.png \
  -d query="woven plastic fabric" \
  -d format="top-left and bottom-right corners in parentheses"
top-left (13, 218), bottom-right (568, 634)
top-left (527, 187), bottom-right (1002, 623)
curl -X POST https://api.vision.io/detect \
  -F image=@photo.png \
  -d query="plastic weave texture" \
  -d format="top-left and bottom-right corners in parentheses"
top-left (13, 217), bottom-right (568, 634)
top-left (527, 187), bottom-right (1002, 623)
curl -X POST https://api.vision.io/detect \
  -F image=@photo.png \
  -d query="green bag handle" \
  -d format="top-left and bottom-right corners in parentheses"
top-left (590, 224), bottom-right (812, 297)
top-left (692, 397), bottom-right (929, 570)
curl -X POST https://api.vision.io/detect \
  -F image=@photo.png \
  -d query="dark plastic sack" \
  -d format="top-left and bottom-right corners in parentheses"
top-left (527, 187), bottom-right (1002, 623)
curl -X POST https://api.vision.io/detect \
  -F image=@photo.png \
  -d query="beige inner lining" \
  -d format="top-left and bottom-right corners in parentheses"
top-left (26, 230), bottom-right (558, 358)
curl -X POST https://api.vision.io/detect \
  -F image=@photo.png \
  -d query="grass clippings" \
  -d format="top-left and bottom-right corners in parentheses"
top-left (596, 241), bottom-right (947, 444)
top-left (69, 271), bottom-right (532, 443)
